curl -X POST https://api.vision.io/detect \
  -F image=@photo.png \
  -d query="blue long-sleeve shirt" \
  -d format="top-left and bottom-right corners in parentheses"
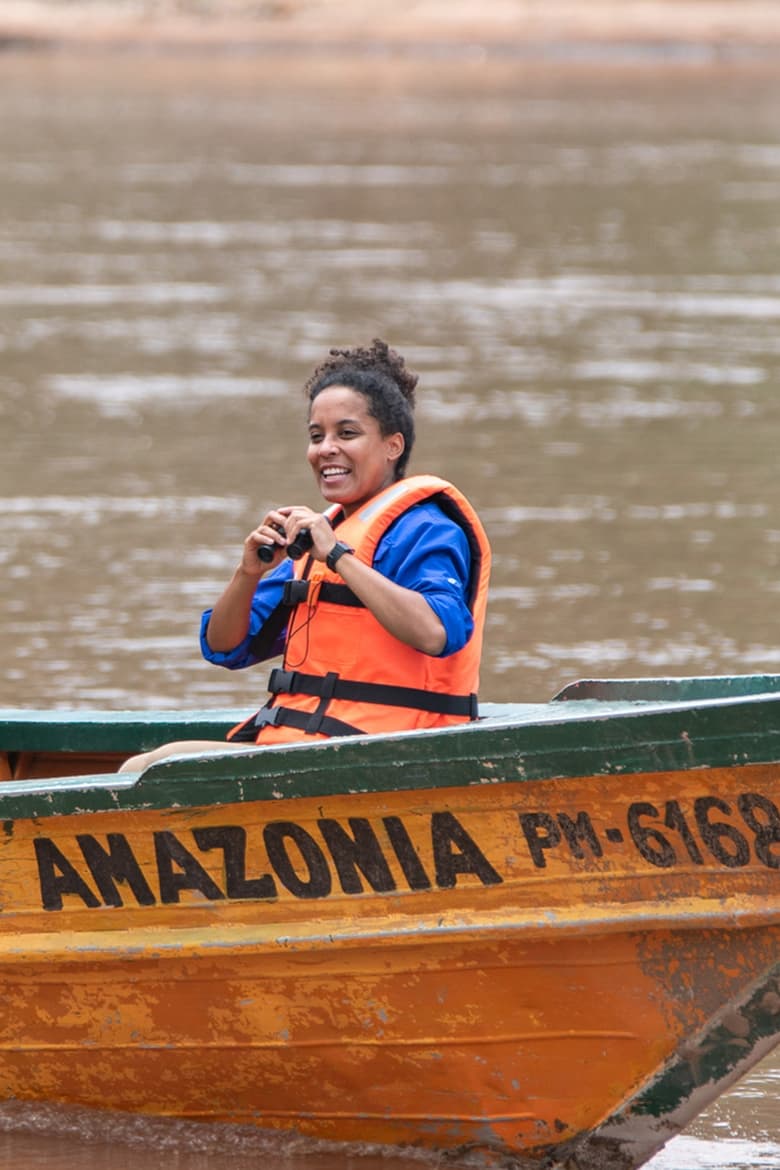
top-left (200, 500), bottom-right (474, 670)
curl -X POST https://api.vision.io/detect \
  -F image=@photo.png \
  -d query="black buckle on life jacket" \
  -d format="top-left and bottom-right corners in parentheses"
top-left (268, 667), bottom-right (298, 695)
top-left (282, 579), bottom-right (310, 606)
top-left (254, 703), bottom-right (280, 727)
top-left (226, 702), bottom-right (281, 740)
top-left (255, 702), bottom-right (364, 738)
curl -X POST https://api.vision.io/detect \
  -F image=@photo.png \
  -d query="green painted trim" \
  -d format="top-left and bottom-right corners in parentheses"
top-left (0, 688), bottom-right (779, 820)
top-left (553, 674), bottom-right (780, 703)
top-left (0, 708), bottom-right (249, 753)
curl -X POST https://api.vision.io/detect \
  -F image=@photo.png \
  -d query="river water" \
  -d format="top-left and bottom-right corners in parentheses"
top-left (0, 47), bottom-right (778, 1170)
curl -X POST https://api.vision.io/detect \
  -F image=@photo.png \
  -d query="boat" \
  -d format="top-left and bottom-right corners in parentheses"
top-left (0, 673), bottom-right (778, 1169)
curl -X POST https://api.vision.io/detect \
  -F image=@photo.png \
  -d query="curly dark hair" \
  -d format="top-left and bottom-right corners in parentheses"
top-left (304, 339), bottom-right (418, 479)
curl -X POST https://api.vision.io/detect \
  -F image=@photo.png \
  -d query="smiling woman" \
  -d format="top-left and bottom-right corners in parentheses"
top-left (119, 340), bottom-right (491, 772)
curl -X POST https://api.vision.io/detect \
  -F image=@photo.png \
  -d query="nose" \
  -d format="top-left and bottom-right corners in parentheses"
top-left (321, 431), bottom-right (340, 456)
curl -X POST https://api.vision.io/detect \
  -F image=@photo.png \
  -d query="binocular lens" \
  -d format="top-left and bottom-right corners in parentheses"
top-left (287, 528), bottom-right (313, 560)
top-left (257, 521), bottom-right (286, 563)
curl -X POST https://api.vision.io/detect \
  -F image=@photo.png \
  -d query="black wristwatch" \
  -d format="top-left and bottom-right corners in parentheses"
top-left (326, 540), bottom-right (355, 573)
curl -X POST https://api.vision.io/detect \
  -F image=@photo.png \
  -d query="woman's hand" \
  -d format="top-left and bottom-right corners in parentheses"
top-left (241, 505), bottom-right (337, 577)
top-left (242, 509), bottom-right (291, 575)
top-left (277, 506), bottom-right (337, 563)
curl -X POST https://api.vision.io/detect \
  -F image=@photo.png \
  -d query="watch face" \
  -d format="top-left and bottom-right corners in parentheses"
top-left (328, 541), bottom-right (352, 570)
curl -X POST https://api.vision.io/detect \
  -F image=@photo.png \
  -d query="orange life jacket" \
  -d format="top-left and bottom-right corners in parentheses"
top-left (228, 475), bottom-right (491, 745)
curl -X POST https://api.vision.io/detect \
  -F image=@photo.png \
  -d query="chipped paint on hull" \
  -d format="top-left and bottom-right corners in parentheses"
top-left (551, 961), bottom-right (780, 1169)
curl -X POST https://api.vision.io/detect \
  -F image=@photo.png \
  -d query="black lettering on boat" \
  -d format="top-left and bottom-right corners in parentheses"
top-left (154, 830), bottom-right (225, 904)
top-left (192, 826), bottom-right (277, 900)
top-left (627, 802), bottom-right (677, 868)
top-left (263, 821), bottom-right (332, 899)
top-left (382, 815), bottom-right (432, 890)
top-left (34, 838), bottom-right (101, 911)
top-left (625, 792), bottom-right (780, 870)
top-left (557, 812), bottom-right (603, 860)
top-left (693, 796), bottom-right (750, 868)
top-left (518, 812), bottom-right (561, 869)
top-left (431, 811), bottom-right (502, 888)
top-left (737, 792), bottom-right (780, 869)
top-left (662, 800), bottom-right (705, 865)
top-left (76, 833), bottom-right (156, 907)
top-left (318, 818), bottom-right (396, 894)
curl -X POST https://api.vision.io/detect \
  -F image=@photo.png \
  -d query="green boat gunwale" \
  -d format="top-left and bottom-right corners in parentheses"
top-left (0, 675), bottom-right (779, 819)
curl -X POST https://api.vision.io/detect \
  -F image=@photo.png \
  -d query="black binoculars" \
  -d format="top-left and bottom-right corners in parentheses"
top-left (257, 525), bottom-right (313, 563)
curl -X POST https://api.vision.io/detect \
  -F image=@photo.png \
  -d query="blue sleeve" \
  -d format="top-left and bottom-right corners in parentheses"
top-left (374, 502), bottom-right (474, 657)
top-left (200, 559), bottom-right (294, 671)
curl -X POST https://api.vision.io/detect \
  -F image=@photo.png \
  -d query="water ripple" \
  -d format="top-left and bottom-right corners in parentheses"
top-left (0, 283), bottom-right (224, 306)
top-left (47, 374), bottom-right (286, 407)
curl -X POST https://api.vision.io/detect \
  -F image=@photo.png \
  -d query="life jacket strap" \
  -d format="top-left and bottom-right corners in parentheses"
top-left (283, 580), bottom-right (364, 608)
top-left (227, 701), bottom-right (365, 743)
top-left (319, 582), bottom-right (364, 606)
top-left (268, 667), bottom-right (478, 718)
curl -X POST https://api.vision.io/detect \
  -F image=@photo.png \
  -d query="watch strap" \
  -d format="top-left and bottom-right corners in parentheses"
top-left (326, 541), bottom-right (355, 572)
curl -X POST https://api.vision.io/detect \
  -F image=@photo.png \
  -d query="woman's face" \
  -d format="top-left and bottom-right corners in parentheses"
top-left (307, 385), bottom-right (404, 516)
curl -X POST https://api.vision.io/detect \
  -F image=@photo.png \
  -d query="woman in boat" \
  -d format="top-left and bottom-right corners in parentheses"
top-left (119, 339), bottom-right (490, 772)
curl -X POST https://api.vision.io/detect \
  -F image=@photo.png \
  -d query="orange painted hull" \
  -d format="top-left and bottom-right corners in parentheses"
top-left (0, 751), bottom-right (777, 1167)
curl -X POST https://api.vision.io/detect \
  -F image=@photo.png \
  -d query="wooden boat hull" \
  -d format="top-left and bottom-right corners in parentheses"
top-left (0, 679), bottom-right (778, 1168)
